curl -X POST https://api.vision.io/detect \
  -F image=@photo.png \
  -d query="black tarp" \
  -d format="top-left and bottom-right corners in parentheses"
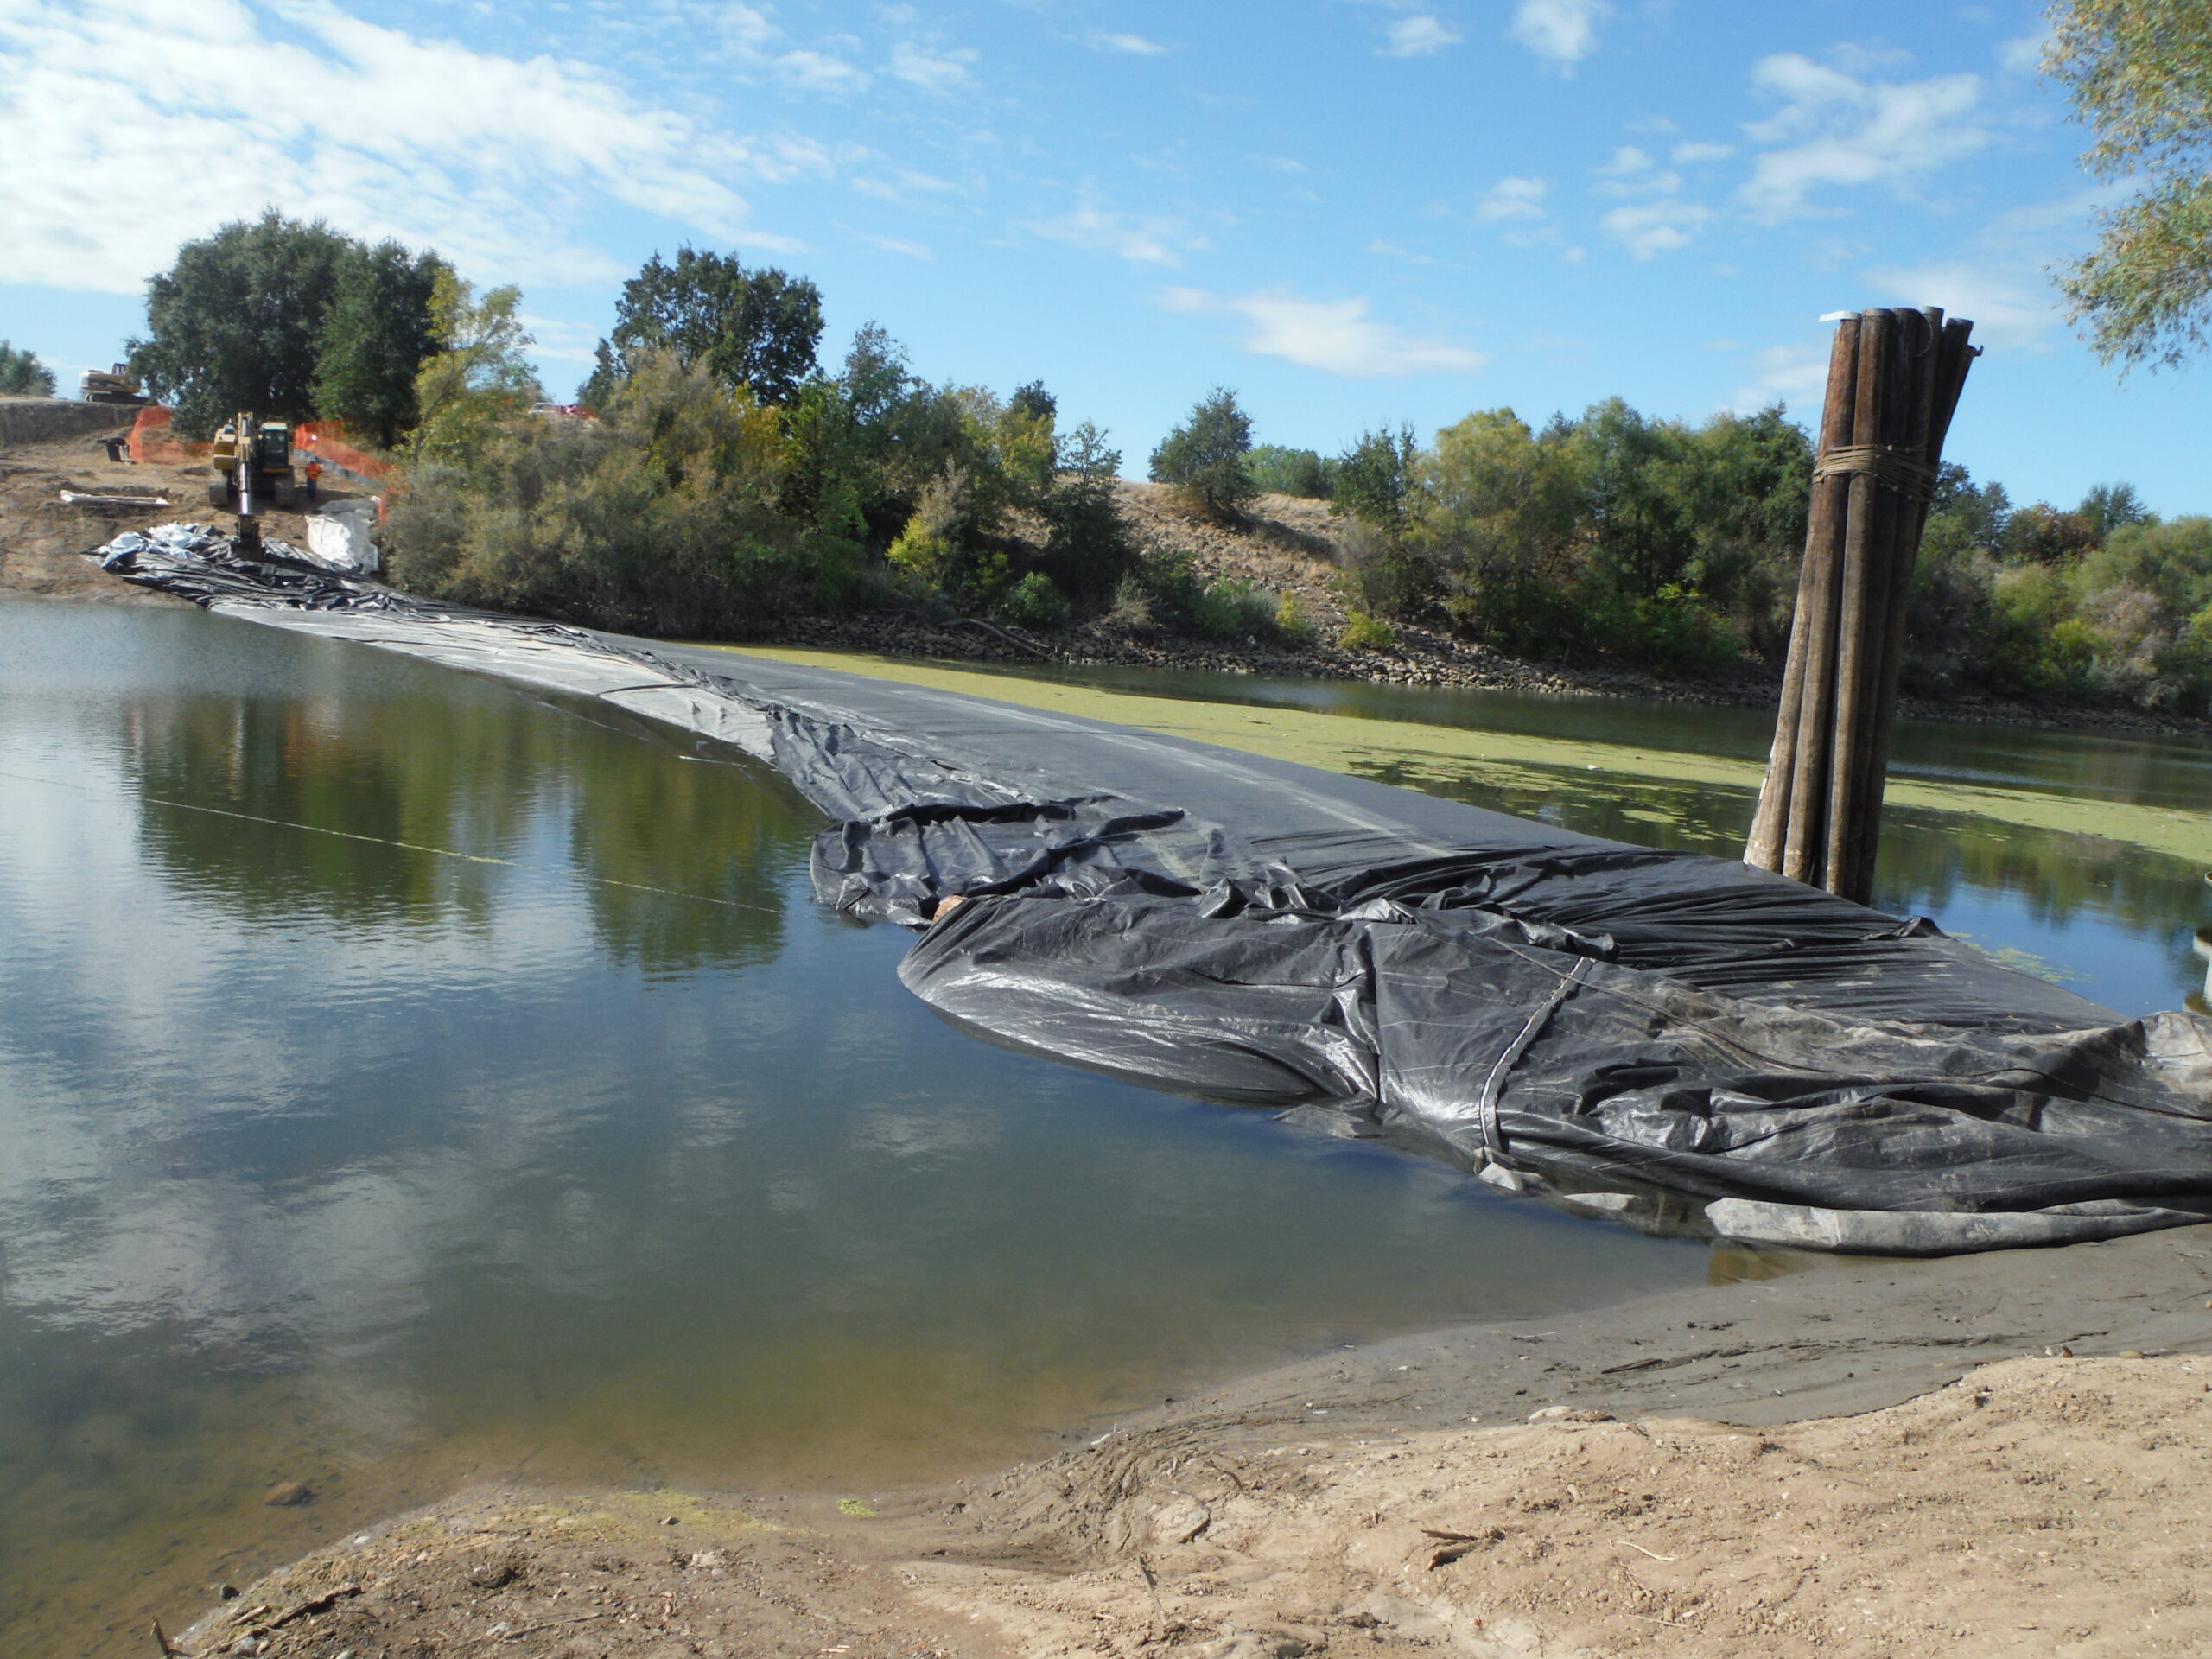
top-left (95, 527), bottom-right (2212, 1253)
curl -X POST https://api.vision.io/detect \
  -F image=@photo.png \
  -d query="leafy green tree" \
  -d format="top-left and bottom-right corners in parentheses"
top-left (2046, 0), bottom-right (2212, 368)
top-left (583, 246), bottom-right (823, 407)
top-left (2078, 480), bottom-right (2156, 536)
top-left (1409, 409), bottom-right (1581, 649)
top-left (1332, 426), bottom-right (1420, 528)
top-left (1149, 387), bottom-right (1257, 521)
top-left (386, 349), bottom-right (804, 635)
top-left (128, 213), bottom-right (359, 435)
top-left (1561, 397), bottom-right (1700, 601)
top-left (409, 270), bottom-right (543, 463)
top-left (0, 340), bottom-right (55, 396)
top-left (1245, 444), bottom-right (1335, 499)
top-left (1038, 419), bottom-right (1137, 603)
top-left (1010, 380), bottom-right (1058, 423)
top-left (311, 241), bottom-right (447, 446)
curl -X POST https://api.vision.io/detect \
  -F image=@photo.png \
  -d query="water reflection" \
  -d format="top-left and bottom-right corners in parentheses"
top-left (118, 682), bottom-right (809, 976)
top-left (0, 601), bottom-right (1715, 1657)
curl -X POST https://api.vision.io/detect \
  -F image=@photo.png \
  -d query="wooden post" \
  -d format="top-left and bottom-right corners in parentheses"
top-left (1744, 308), bottom-right (1976, 906)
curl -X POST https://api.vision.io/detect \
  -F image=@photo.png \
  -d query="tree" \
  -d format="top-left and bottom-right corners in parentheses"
top-left (1332, 425), bottom-right (1420, 527)
top-left (2046, 0), bottom-right (2212, 368)
top-left (2079, 480), bottom-right (2157, 536)
top-left (583, 246), bottom-right (823, 407)
top-left (0, 341), bottom-right (55, 396)
top-left (1245, 444), bottom-right (1335, 499)
top-left (409, 270), bottom-right (543, 462)
top-left (1149, 387), bottom-right (1256, 521)
top-left (312, 241), bottom-right (447, 446)
top-left (1038, 420), bottom-right (1136, 602)
top-left (128, 213), bottom-right (359, 435)
top-left (1010, 379), bottom-right (1058, 423)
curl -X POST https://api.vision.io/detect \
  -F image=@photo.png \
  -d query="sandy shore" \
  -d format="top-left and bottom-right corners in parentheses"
top-left (175, 1227), bottom-right (2212, 1657)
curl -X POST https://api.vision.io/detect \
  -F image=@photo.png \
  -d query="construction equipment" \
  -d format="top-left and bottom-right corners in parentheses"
top-left (207, 414), bottom-right (299, 512)
top-left (79, 364), bottom-right (148, 405)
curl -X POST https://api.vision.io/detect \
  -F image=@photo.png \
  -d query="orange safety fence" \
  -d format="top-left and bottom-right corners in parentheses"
top-left (127, 405), bottom-right (208, 465)
top-left (292, 421), bottom-right (396, 483)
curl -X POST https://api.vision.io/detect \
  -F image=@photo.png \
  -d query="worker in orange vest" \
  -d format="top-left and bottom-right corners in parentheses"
top-left (304, 457), bottom-right (323, 503)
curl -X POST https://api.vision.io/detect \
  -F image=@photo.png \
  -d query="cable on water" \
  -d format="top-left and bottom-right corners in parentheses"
top-left (0, 766), bottom-right (788, 917)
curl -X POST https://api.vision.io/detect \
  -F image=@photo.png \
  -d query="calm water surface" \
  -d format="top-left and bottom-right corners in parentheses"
top-left (1, 601), bottom-right (1715, 1656)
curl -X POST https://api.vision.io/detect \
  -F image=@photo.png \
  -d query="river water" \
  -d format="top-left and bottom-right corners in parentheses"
top-left (1, 598), bottom-right (2205, 1654)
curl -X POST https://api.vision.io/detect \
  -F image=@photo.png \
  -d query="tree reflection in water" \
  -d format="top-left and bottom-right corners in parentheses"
top-left (116, 681), bottom-right (814, 977)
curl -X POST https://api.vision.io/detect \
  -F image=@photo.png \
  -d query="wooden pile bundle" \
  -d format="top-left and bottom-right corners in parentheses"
top-left (1745, 308), bottom-right (1978, 906)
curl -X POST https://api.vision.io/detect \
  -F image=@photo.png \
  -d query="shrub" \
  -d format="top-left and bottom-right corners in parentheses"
top-left (1338, 610), bottom-right (1395, 652)
top-left (0, 340), bottom-right (56, 397)
top-left (1037, 420), bottom-right (1138, 604)
top-left (1149, 387), bottom-right (1257, 522)
top-left (1000, 571), bottom-right (1071, 629)
top-left (1332, 425), bottom-right (1419, 528)
top-left (384, 350), bottom-right (813, 637)
top-left (1246, 444), bottom-right (1335, 499)
top-left (1274, 592), bottom-right (1316, 646)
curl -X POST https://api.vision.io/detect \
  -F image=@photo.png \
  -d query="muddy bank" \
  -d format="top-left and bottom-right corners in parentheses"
top-left (178, 1225), bottom-right (2212, 1656)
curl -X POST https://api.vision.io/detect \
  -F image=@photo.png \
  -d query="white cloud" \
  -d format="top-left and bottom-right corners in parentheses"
top-left (1033, 197), bottom-right (1198, 264)
top-left (1670, 141), bottom-right (1735, 165)
top-left (772, 48), bottom-right (872, 94)
top-left (1865, 260), bottom-right (2054, 352)
top-left (0, 0), bottom-right (813, 293)
top-left (1381, 15), bottom-right (1463, 58)
top-left (1729, 342), bottom-right (1833, 414)
top-left (1090, 30), bottom-right (1168, 55)
top-left (1739, 53), bottom-right (1987, 219)
top-left (1510, 0), bottom-right (1609, 67)
top-left (1599, 145), bottom-right (1655, 177)
top-left (861, 232), bottom-right (935, 261)
top-left (1478, 176), bottom-right (1548, 222)
top-left (1601, 200), bottom-right (1712, 258)
top-left (1998, 32), bottom-right (2047, 74)
top-left (1368, 238), bottom-right (1436, 264)
top-left (1167, 288), bottom-right (1485, 377)
top-left (890, 40), bottom-right (977, 92)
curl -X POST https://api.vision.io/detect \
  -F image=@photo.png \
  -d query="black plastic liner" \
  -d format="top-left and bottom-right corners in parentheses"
top-left (94, 528), bottom-right (2212, 1253)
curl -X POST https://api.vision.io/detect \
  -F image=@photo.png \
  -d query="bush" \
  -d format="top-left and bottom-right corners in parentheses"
top-left (1332, 425), bottom-right (1419, 528)
top-left (1338, 610), bottom-right (1395, 652)
top-left (1109, 546), bottom-right (1283, 642)
top-left (1000, 571), bottom-right (1071, 629)
top-left (1149, 388), bottom-right (1257, 523)
top-left (1246, 444), bottom-right (1334, 499)
top-left (1274, 592), bottom-right (1316, 646)
top-left (1037, 420), bottom-right (1138, 604)
top-left (0, 340), bottom-right (55, 397)
top-left (385, 350), bottom-right (813, 636)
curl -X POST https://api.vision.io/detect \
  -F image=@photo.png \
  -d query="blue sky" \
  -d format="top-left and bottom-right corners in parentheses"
top-left (3, 0), bottom-right (2203, 512)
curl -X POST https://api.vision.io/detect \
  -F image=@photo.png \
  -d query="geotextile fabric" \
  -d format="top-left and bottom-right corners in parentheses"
top-left (92, 526), bottom-right (2212, 1254)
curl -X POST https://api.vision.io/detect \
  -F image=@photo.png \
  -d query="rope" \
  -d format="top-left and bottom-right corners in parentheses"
top-left (1812, 443), bottom-right (1940, 502)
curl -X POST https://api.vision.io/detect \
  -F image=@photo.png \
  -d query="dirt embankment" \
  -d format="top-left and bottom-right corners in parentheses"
top-left (0, 423), bottom-right (349, 604)
top-left (179, 1227), bottom-right (2212, 1658)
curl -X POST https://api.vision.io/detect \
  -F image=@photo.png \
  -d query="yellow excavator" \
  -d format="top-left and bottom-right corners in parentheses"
top-left (207, 414), bottom-right (300, 512)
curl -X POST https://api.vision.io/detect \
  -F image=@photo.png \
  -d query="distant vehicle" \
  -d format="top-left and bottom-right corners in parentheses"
top-left (530, 402), bottom-right (592, 419)
top-left (207, 414), bottom-right (300, 511)
top-left (80, 364), bottom-right (148, 405)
